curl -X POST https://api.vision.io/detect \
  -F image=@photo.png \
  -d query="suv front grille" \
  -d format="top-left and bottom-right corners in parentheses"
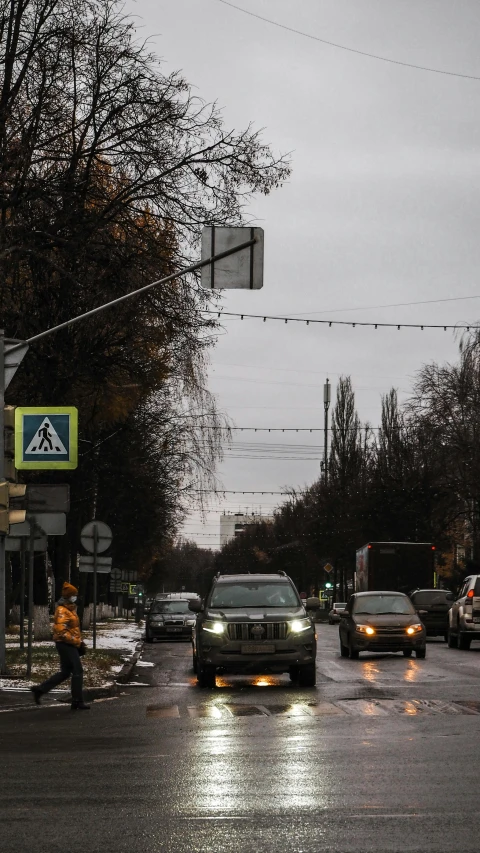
top-left (227, 622), bottom-right (287, 641)
top-left (374, 627), bottom-right (404, 635)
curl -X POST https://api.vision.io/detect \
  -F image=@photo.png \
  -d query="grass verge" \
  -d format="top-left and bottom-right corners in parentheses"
top-left (5, 646), bottom-right (123, 687)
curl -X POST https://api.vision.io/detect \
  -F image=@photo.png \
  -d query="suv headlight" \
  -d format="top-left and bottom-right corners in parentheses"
top-left (406, 624), bottom-right (423, 634)
top-left (150, 615), bottom-right (164, 623)
top-left (186, 618), bottom-right (196, 626)
top-left (356, 624), bottom-right (375, 635)
top-left (289, 618), bottom-right (311, 634)
top-left (202, 620), bottom-right (226, 635)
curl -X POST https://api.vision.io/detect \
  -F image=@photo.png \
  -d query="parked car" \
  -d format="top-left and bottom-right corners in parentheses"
top-left (409, 589), bottom-right (453, 641)
top-left (339, 591), bottom-right (426, 659)
top-left (146, 598), bottom-right (196, 642)
top-left (190, 572), bottom-right (319, 688)
top-left (448, 575), bottom-right (480, 649)
top-left (155, 592), bottom-right (199, 600)
top-left (328, 603), bottom-right (347, 625)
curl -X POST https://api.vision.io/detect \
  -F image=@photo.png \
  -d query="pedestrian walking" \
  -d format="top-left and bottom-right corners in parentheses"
top-left (30, 582), bottom-right (90, 710)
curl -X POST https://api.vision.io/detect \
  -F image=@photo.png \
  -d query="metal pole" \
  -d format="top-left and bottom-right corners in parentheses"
top-left (20, 538), bottom-right (26, 650)
top-left (0, 331), bottom-right (6, 674)
top-left (7, 238), bottom-right (257, 353)
top-left (93, 523), bottom-right (98, 650)
top-left (323, 378), bottom-right (331, 483)
top-left (26, 517), bottom-right (35, 677)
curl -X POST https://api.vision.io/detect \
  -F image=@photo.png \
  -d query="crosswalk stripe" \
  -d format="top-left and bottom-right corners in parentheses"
top-left (145, 700), bottom-right (480, 719)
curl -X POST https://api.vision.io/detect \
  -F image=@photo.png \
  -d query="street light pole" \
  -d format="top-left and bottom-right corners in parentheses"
top-left (323, 378), bottom-right (331, 483)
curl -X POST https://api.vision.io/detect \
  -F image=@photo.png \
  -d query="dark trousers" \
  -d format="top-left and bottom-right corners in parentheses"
top-left (38, 642), bottom-right (84, 701)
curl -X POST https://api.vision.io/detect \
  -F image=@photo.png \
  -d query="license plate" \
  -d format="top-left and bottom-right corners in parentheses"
top-left (241, 643), bottom-right (275, 654)
top-left (166, 626), bottom-right (182, 632)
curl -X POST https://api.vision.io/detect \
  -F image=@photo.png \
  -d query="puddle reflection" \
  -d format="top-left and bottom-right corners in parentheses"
top-left (361, 661), bottom-right (381, 682)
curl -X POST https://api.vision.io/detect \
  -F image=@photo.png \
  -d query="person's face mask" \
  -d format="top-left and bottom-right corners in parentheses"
top-left (70, 596), bottom-right (77, 603)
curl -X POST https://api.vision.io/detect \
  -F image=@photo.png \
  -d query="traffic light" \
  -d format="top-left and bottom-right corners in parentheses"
top-left (0, 481), bottom-right (26, 534)
top-left (325, 582), bottom-right (333, 590)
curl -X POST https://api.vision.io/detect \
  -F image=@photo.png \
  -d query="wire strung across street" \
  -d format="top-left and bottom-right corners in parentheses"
top-left (204, 309), bottom-right (479, 331)
top-left (215, 0), bottom-right (480, 82)
top-left (190, 490), bottom-right (306, 495)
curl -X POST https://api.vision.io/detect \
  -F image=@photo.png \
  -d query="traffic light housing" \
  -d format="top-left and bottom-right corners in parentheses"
top-left (0, 481), bottom-right (26, 534)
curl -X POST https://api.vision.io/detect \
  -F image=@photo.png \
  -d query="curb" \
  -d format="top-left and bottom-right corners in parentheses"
top-left (115, 639), bottom-right (145, 684)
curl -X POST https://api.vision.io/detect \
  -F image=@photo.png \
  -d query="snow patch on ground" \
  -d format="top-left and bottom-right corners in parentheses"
top-left (136, 660), bottom-right (154, 667)
top-left (83, 622), bottom-right (143, 653)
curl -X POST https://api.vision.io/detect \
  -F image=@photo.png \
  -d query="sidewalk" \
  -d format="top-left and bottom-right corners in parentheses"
top-left (0, 619), bottom-right (143, 709)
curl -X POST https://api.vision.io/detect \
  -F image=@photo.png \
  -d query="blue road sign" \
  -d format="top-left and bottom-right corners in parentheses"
top-left (15, 407), bottom-right (78, 470)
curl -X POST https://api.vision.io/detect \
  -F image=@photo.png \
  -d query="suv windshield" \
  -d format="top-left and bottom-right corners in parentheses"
top-left (210, 582), bottom-right (300, 608)
top-left (150, 601), bottom-right (190, 614)
top-left (411, 591), bottom-right (450, 606)
top-left (354, 595), bottom-right (414, 616)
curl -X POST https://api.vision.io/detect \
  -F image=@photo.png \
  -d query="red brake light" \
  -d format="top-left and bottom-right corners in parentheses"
top-left (467, 589), bottom-right (475, 599)
top-left (368, 544), bottom-right (372, 550)
top-left (431, 546), bottom-right (436, 551)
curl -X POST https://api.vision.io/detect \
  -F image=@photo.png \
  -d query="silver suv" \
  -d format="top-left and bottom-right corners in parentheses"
top-left (189, 572), bottom-right (319, 688)
top-left (448, 575), bottom-right (480, 649)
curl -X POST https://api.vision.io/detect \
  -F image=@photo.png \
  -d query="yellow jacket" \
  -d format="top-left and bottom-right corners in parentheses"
top-left (52, 601), bottom-right (82, 647)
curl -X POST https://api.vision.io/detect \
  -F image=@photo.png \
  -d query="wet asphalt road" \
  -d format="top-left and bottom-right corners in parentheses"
top-left (2, 624), bottom-right (480, 852)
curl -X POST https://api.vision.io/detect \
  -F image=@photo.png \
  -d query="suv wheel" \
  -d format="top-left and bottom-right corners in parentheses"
top-left (192, 650), bottom-right (198, 674)
top-left (447, 629), bottom-right (457, 648)
top-left (457, 632), bottom-right (472, 650)
top-left (197, 664), bottom-right (216, 688)
top-left (340, 639), bottom-right (349, 658)
top-left (415, 647), bottom-right (426, 659)
top-left (289, 666), bottom-right (300, 681)
top-left (297, 664), bottom-right (316, 687)
top-left (403, 650), bottom-right (412, 657)
top-left (145, 631), bottom-right (154, 643)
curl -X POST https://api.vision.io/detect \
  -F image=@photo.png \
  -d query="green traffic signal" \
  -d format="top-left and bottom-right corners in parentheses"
top-left (325, 582), bottom-right (333, 589)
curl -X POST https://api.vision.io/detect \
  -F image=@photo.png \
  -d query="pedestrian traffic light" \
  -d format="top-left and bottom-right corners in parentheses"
top-left (0, 481), bottom-right (26, 534)
top-left (325, 582), bottom-right (333, 589)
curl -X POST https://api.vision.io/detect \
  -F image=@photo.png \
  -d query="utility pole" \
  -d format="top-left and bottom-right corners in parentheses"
top-left (323, 378), bottom-right (331, 483)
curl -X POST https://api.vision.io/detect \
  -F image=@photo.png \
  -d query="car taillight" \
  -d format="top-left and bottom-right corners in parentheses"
top-left (467, 589), bottom-right (475, 599)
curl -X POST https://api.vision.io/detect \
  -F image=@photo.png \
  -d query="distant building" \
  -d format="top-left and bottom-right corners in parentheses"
top-left (220, 512), bottom-right (273, 547)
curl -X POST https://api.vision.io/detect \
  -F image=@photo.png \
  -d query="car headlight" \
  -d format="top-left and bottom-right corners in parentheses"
top-left (406, 624), bottom-right (423, 635)
top-left (356, 624), bottom-right (375, 635)
top-left (289, 618), bottom-right (311, 634)
top-left (186, 619), bottom-right (196, 626)
top-left (202, 620), bottom-right (226, 634)
top-left (150, 616), bottom-right (164, 623)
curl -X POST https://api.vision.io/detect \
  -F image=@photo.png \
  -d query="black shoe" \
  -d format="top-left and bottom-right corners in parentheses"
top-left (30, 687), bottom-right (43, 705)
top-left (71, 700), bottom-right (90, 710)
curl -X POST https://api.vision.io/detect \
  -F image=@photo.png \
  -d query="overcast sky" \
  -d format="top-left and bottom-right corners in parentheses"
top-left (127, 0), bottom-right (480, 548)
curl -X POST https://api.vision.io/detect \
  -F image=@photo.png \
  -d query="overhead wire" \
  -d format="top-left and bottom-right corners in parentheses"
top-left (205, 309), bottom-right (478, 331)
top-left (214, 0), bottom-right (480, 81)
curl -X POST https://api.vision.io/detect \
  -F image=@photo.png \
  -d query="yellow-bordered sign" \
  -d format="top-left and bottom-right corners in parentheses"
top-left (15, 407), bottom-right (78, 470)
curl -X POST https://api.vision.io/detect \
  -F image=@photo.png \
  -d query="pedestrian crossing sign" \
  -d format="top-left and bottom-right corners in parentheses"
top-left (15, 407), bottom-right (78, 470)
